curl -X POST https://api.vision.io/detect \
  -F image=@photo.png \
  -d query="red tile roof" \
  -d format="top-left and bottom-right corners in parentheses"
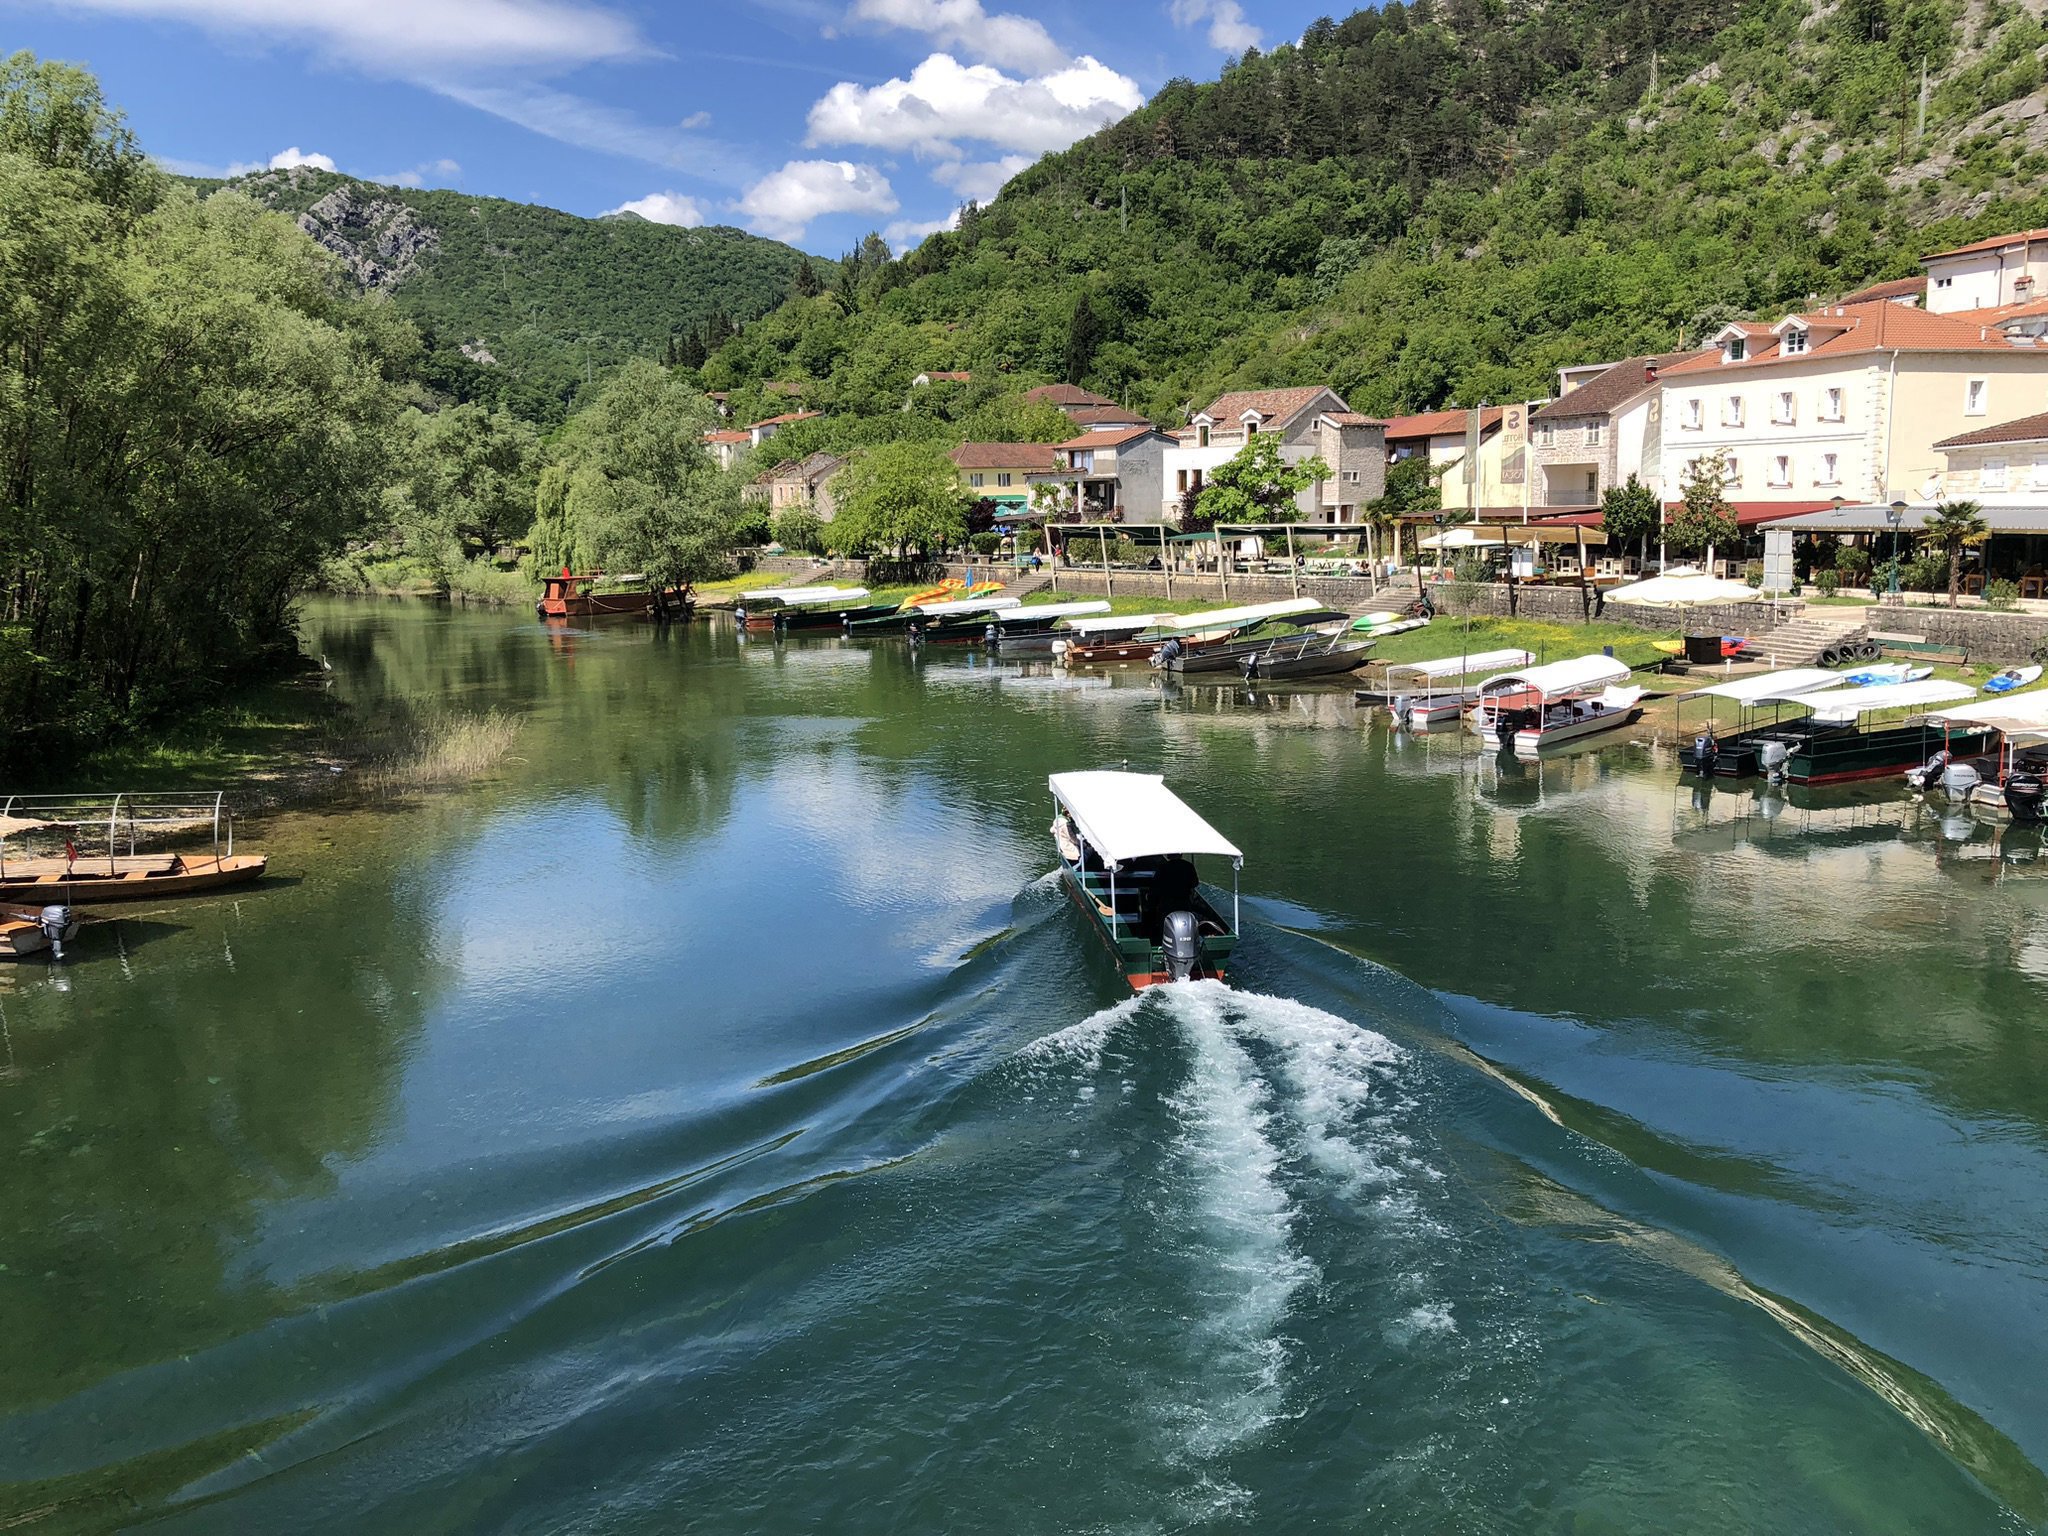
top-left (1660, 302), bottom-right (2016, 374)
top-left (1921, 228), bottom-right (2048, 262)
top-left (1196, 387), bottom-right (1341, 426)
top-left (748, 410), bottom-right (822, 428)
top-left (1064, 404), bottom-right (1152, 427)
top-left (1933, 410), bottom-right (2048, 450)
top-left (1024, 383), bottom-right (1117, 408)
top-left (1381, 406), bottom-right (1505, 441)
top-left (704, 430), bottom-right (750, 444)
top-left (1837, 276), bottom-right (1925, 305)
top-left (1053, 426), bottom-right (1166, 450)
top-left (949, 441), bottom-right (1061, 471)
top-left (917, 370), bottom-right (972, 383)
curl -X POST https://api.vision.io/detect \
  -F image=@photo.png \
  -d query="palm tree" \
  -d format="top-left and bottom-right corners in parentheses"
top-left (1919, 499), bottom-right (1990, 608)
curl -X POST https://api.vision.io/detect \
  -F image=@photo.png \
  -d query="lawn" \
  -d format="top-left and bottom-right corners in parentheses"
top-left (1364, 615), bottom-right (1679, 673)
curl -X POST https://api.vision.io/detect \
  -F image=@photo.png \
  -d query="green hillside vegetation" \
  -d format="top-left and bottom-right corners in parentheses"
top-left (702, 0), bottom-right (2048, 422)
top-left (213, 168), bottom-right (825, 423)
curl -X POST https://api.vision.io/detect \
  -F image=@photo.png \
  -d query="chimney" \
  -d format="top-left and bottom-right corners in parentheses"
top-left (1644, 361), bottom-right (1659, 384)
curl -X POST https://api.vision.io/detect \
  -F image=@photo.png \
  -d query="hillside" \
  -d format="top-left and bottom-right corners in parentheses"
top-left (212, 167), bottom-right (820, 422)
top-left (701, 0), bottom-right (2048, 424)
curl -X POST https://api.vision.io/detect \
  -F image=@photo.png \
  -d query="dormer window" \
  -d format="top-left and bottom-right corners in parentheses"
top-left (1725, 336), bottom-right (1747, 362)
top-left (1782, 328), bottom-right (1808, 355)
top-left (1197, 424), bottom-right (1211, 447)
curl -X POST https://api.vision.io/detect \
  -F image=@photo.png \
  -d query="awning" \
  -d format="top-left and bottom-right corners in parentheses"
top-left (1925, 691), bottom-right (2048, 732)
top-left (1605, 570), bottom-right (1760, 605)
top-left (1479, 653), bottom-right (1632, 699)
top-left (1417, 524), bottom-right (1608, 549)
top-left (1797, 679), bottom-right (1976, 721)
top-left (775, 586), bottom-right (870, 606)
top-left (1049, 771), bottom-right (1242, 865)
top-left (914, 596), bottom-right (1022, 617)
top-left (1681, 667), bottom-right (1848, 704)
top-left (993, 600), bottom-right (1112, 623)
top-left (1166, 598), bottom-right (1324, 632)
top-left (1386, 648), bottom-right (1534, 681)
top-left (1062, 612), bottom-right (1179, 635)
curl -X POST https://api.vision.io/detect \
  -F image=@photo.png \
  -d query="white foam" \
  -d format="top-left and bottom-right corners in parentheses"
top-left (1016, 993), bottom-right (1145, 1073)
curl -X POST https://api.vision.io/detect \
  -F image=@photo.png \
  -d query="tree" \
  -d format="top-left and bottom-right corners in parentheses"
top-left (1599, 474), bottom-right (1662, 567)
top-left (771, 508), bottom-right (826, 553)
top-left (1363, 455), bottom-right (1440, 565)
top-left (1669, 452), bottom-right (1738, 560)
top-left (828, 440), bottom-right (968, 558)
top-left (1192, 435), bottom-right (1331, 527)
top-left (404, 404), bottom-right (542, 580)
top-left (1919, 499), bottom-right (1989, 608)
top-left (792, 254), bottom-right (822, 298)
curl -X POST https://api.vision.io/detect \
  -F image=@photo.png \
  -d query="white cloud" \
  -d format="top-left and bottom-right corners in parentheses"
top-left (737, 159), bottom-right (898, 242)
top-left (437, 81), bottom-right (749, 184)
top-left (605, 190), bottom-right (706, 226)
top-left (42, 0), bottom-right (649, 73)
top-left (930, 152), bottom-right (1030, 203)
top-left (1167, 0), bottom-right (1260, 52)
top-left (375, 156), bottom-right (463, 188)
top-left (223, 144), bottom-right (338, 175)
top-left (806, 52), bottom-right (1142, 157)
top-left (679, 109), bottom-right (712, 130)
top-left (850, 0), bottom-right (1067, 73)
top-left (883, 208), bottom-right (960, 250)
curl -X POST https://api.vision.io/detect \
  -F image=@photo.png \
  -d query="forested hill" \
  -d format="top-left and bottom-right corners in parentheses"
top-left (210, 167), bottom-right (821, 423)
top-left (703, 0), bottom-right (2048, 422)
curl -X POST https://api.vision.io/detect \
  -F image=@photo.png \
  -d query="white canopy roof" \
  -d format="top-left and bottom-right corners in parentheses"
top-left (1416, 524), bottom-right (1608, 549)
top-left (1925, 690), bottom-right (2048, 733)
top-left (1681, 667), bottom-right (1849, 704)
top-left (1798, 678), bottom-right (1975, 722)
top-left (1168, 597), bottom-right (1323, 632)
top-left (1049, 771), bottom-right (1242, 865)
top-left (994, 600), bottom-right (1112, 623)
top-left (1062, 612), bottom-right (1179, 636)
top-left (916, 596), bottom-right (1022, 617)
top-left (746, 586), bottom-right (836, 601)
top-left (1604, 569), bottom-right (1760, 606)
top-left (1387, 647), bottom-right (1534, 681)
top-left (1478, 653), bottom-right (1632, 700)
top-left (776, 586), bottom-right (870, 606)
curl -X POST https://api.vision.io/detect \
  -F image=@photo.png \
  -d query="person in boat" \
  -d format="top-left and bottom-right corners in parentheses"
top-left (1136, 854), bottom-right (1200, 941)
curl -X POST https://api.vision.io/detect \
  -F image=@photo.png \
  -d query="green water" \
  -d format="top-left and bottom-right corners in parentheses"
top-left (3, 598), bottom-right (2045, 1533)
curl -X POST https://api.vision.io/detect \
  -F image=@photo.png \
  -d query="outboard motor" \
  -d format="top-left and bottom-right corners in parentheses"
top-left (1161, 909), bottom-right (1204, 983)
top-left (1240, 652), bottom-right (1261, 681)
top-left (1691, 733), bottom-right (1719, 777)
top-left (1941, 761), bottom-right (1981, 802)
top-left (38, 905), bottom-right (71, 961)
top-left (2007, 772), bottom-right (2046, 822)
top-left (1494, 709), bottom-right (1517, 749)
top-left (1391, 693), bottom-right (1413, 725)
top-left (1906, 749), bottom-right (1950, 792)
top-left (984, 622), bottom-right (998, 648)
top-left (1759, 740), bottom-right (1790, 783)
top-left (733, 603), bottom-right (747, 628)
top-left (842, 612), bottom-right (854, 634)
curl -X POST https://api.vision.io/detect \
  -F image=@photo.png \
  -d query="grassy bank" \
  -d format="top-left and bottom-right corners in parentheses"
top-left (1365, 616), bottom-right (1679, 673)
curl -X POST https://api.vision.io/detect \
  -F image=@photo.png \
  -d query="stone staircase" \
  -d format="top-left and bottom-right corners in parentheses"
top-left (1754, 607), bottom-right (1870, 666)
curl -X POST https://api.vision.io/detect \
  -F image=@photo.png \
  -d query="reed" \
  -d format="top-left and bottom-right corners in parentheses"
top-left (364, 706), bottom-right (523, 792)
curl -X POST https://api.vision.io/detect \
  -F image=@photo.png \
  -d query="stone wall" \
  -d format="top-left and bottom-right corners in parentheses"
top-left (1867, 605), bottom-right (2048, 661)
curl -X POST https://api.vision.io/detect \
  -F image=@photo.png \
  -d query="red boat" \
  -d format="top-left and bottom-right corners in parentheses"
top-left (538, 570), bottom-right (686, 620)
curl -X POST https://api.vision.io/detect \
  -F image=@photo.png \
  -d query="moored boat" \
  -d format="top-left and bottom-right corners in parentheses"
top-left (0, 794), bottom-right (268, 905)
top-left (1745, 679), bottom-right (1982, 785)
top-left (1675, 667), bottom-right (1851, 777)
top-left (983, 600), bottom-right (1113, 654)
top-left (1069, 598), bottom-right (1329, 671)
top-left (0, 901), bottom-right (80, 959)
top-left (537, 570), bottom-right (684, 620)
top-left (1238, 633), bottom-right (1375, 680)
top-left (1048, 770), bottom-right (1241, 990)
top-left (1915, 691), bottom-right (2048, 814)
top-left (731, 586), bottom-right (866, 631)
top-left (1370, 647), bottom-right (1535, 725)
top-left (850, 594), bottom-right (1020, 638)
top-left (1469, 655), bottom-right (1646, 756)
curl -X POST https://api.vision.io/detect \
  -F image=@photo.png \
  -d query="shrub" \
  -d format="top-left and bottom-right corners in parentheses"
top-left (1450, 554), bottom-right (1492, 585)
top-left (1817, 570), bottom-right (1841, 596)
top-left (1836, 545), bottom-right (1871, 583)
top-left (1984, 578), bottom-right (2021, 611)
top-left (969, 531), bottom-right (1005, 557)
top-left (729, 504), bottom-right (772, 546)
top-left (771, 509), bottom-right (826, 554)
top-left (1906, 551), bottom-right (1949, 593)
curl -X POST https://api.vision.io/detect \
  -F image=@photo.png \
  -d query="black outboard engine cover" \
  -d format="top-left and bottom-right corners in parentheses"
top-left (1692, 734), bottom-right (1718, 776)
top-left (2007, 773), bottom-right (2046, 822)
top-left (38, 904), bottom-right (71, 960)
top-left (984, 622), bottom-right (998, 646)
top-left (1161, 909), bottom-right (1204, 982)
top-left (1907, 749), bottom-right (1949, 791)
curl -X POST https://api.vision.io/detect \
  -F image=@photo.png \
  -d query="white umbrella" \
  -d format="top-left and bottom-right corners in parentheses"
top-left (1604, 568), bottom-right (1759, 605)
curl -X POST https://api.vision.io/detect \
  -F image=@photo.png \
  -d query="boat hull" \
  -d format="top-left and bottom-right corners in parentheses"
top-left (540, 590), bottom-right (655, 619)
top-left (1776, 724), bottom-right (1999, 785)
top-left (1241, 643), bottom-right (1373, 681)
top-left (1510, 706), bottom-right (1641, 756)
top-left (0, 854), bottom-right (268, 904)
top-left (1056, 861), bottom-right (1235, 992)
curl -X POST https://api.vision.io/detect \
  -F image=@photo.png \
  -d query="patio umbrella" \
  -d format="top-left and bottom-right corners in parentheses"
top-left (1603, 568), bottom-right (1760, 605)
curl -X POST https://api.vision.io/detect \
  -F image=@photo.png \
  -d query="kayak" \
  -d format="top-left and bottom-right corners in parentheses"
top-left (1842, 663), bottom-right (1930, 685)
top-left (1984, 664), bottom-right (2044, 694)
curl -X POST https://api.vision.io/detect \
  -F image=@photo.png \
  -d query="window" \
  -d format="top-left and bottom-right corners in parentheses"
top-left (1818, 452), bottom-right (1839, 485)
top-left (1723, 395), bottom-right (1745, 427)
top-left (968, 472), bottom-right (985, 488)
top-left (996, 472), bottom-right (1012, 487)
top-left (1769, 454), bottom-right (1791, 486)
top-left (1176, 469), bottom-right (1188, 493)
top-left (1936, 275), bottom-right (1954, 290)
top-left (1984, 457), bottom-right (2009, 490)
top-left (1197, 424), bottom-right (1211, 448)
top-left (1191, 469), bottom-right (1204, 491)
top-left (1244, 421), bottom-right (1258, 437)
top-left (1342, 469), bottom-right (1361, 483)
top-left (2031, 457), bottom-right (2048, 490)
top-left (1821, 386), bottom-right (1844, 422)
top-left (1586, 421), bottom-right (1604, 445)
top-left (1535, 421), bottom-right (1554, 447)
top-left (1782, 328), bottom-right (1808, 355)
top-left (1682, 398), bottom-right (1703, 431)
top-left (1774, 391), bottom-right (1796, 424)
top-left (1722, 456), bottom-right (1743, 488)
top-left (1725, 336), bottom-right (1747, 362)
top-left (1966, 378), bottom-right (1988, 415)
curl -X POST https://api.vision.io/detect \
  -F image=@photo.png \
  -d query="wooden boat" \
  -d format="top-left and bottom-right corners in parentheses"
top-left (850, 595), bottom-right (1019, 637)
top-left (0, 794), bottom-right (268, 904)
top-left (1157, 609), bottom-right (1353, 675)
top-left (1238, 634), bottom-right (1375, 680)
top-left (1369, 647), bottom-right (1535, 724)
top-left (1468, 654), bottom-right (1645, 757)
top-left (0, 901), bottom-right (80, 959)
top-left (537, 570), bottom-right (681, 620)
top-left (1048, 770), bottom-right (1241, 991)
top-left (1068, 598), bottom-right (1329, 670)
top-left (732, 587), bottom-right (873, 632)
top-left (1744, 679), bottom-right (1983, 785)
top-left (984, 601), bottom-right (1113, 654)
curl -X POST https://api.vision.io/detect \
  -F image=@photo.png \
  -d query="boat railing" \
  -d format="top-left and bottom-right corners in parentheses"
top-left (0, 792), bottom-right (234, 877)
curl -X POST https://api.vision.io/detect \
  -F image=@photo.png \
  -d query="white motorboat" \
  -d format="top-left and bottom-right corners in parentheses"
top-left (1376, 647), bottom-right (1536, 727)
top-left (1469, 654), bottom-right (1646, 756)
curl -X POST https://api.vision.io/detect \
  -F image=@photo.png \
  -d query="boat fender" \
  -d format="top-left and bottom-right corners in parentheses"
top-left (38, 905), bottom-right (71, 961)
top-left (1162, 909), bottom-right (1204, 983)
top-left (2006, 773), bottom-right (2046, 822)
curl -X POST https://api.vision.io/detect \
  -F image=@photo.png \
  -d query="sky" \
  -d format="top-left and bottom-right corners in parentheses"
top-left (5, 0), bottom-right (1337, 256)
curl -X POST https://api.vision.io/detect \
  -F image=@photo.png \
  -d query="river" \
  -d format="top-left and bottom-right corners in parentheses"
top-left (2, 597), bottom-right (2045, 1532)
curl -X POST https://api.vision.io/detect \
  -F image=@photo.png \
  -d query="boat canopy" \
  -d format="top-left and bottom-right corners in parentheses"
top-left (916, 596), bottom-right (1023, 617)
top-left (1477, 653), bottom-right (1631, 701)
top-left (776, 586), bottom-right (871, 606)
top-left (995, 601), bottom-right (1112, 623)
top-left (1167, 597), bottom-right (1324, 632)
top-left (1049, 771), bottom-right (1242, 866)
top-left (1680, 667), bottom-right (1849, 704)
top-left (1063, 612), bottom-right (1179, 636)
top-left (1386, 648), bottom-right (1534, 682)
top-left (1925, 690), bottom-right (2048, 733)
top-left (1797, 678), bottom-right (1975, 722)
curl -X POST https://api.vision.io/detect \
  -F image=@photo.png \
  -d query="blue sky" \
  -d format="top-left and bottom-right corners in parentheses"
top-left (7, 0), bottom-right (1335, 255)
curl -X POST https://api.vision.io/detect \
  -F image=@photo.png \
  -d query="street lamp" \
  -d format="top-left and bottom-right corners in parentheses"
top-left (1886, 499), bottom-right (1907, 602)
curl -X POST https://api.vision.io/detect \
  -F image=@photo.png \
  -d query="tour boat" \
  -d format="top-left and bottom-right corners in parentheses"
top-left (1238, 633), bottom-right (1375, 681)
top-left (1372, 648), bottom-right (1535, 726)
top-left (1049, 612), bottom-right (1180, 665)
top-left (1743, 678), bottom-right (1983, 785)
top-left (1069, 598), bottom-right (1328, 670)
top-left (730, 586), bottom-right (863, 631)
top-left (537, 570), bottom-right (684, 620)
top-left (1155, 608), bottom-right (1353, 674)
top-left (0, 902), bottom-right (81, 959)
top-left (1913, 692), bottom-right (2048, 817)
top-left (1675, 668), bottom-right (1852, 777)
top-left (982, 601), bottom-right (1113, 654)
top-left (0, 794), bottom-right (268, 904)
top-left (1048, 770), bottom-right (1241, 991)
top-left (849, 595), bottom-right (1019, 637)
top-left (1468, 654), bottom-right (1646, 756)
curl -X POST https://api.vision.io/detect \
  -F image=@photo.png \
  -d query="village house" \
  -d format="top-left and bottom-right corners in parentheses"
top-left (948, 442), bottom-right (1061, 509)
top-left (1381, 406), bottom-right (1507, 513)
top-left (1023, 383), bottom-right (1118, 416)
top-left (1921, 229), bottom-right (2048, 315)
top-left (704, 410), bottom-right (822, 471)
top-left (1162, 387), bottom-right (1386, 523)
top-left (743, 452), bottom-right (845, 520)
top-left (1037, 426), bottom-right (1175, 522)
top-left (1653, 300), bottom-right (2048, 521)
top-left (1525, 351), bottom-right (1707, 506)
